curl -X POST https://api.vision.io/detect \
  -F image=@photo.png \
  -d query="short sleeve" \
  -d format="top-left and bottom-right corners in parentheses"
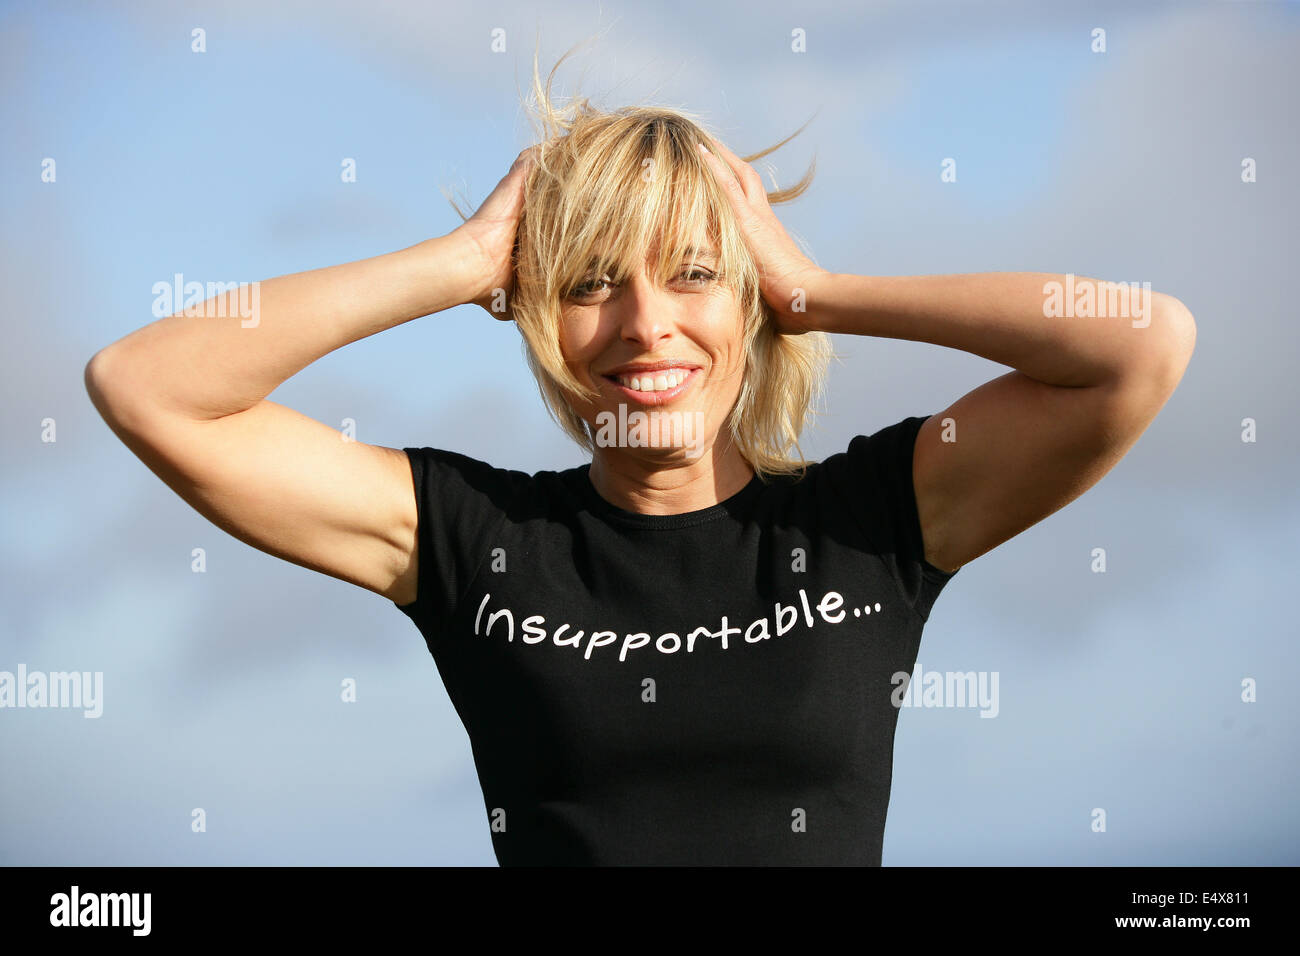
top-left (393, 447), bottom-right (527, 641)
top-left (820, 415), bottom-right (959, 623)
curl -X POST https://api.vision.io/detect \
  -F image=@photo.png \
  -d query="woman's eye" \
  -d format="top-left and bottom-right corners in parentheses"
top-left (570, 276), bottom-right (610, 297)
top-left (568, 268), bottom-right (716, 299)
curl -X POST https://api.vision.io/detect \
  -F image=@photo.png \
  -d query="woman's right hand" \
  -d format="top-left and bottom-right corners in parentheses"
top-left (454, 146), bottom-right (538, 321)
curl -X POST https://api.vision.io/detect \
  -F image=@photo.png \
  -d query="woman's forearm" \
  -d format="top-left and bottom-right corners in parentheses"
top-left (87, 232), bottom-right (481, 423)
top-left (802, 271), bottom-right (1194, 388)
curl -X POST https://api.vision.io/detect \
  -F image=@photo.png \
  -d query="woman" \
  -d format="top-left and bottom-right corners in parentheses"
top-left (84, 62), bottom-right (1196, 866)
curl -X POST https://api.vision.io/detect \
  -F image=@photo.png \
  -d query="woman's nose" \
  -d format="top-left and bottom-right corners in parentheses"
top-left (615, 275), bottom-right (674, 347)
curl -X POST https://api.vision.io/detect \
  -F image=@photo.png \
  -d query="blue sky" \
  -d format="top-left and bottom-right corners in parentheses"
top-left (2, 0), bottom-right (1297, 865)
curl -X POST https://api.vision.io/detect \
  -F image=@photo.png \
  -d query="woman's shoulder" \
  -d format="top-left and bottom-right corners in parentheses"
top-left (400, 444), bottom-right (589, 514)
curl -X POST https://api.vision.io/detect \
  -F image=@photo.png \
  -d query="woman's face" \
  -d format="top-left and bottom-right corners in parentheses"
top-left (558, 243), bottom-right (746, 463)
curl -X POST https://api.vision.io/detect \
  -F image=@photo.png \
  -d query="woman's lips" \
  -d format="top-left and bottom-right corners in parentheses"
top-left (602, 368), bottom-right (699, 406)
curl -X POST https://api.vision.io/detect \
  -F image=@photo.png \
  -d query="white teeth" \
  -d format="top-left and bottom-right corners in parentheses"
top-left (615, 368), bottom-right (692, 392)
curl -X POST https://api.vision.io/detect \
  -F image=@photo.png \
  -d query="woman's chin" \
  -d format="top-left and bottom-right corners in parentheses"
top-left (588, 409), bottom-right (713, 462)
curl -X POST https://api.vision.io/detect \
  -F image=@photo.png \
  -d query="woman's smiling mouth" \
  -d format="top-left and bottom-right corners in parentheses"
top-left (601, 366), bottom-right (701, 405)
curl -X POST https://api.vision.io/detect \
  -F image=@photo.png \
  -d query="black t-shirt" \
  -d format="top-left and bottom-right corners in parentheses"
top-left (393, 414), bottom-right (959, 865)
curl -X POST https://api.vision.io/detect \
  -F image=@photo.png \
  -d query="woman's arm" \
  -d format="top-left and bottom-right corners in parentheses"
top-left (84, 235), bottom-right (480, 606)
top-left (89, 235), bottom-right (482, 425)
top-left (802, 271), bottom-right (1197, 573)
top-left (84, 149), bottom-right (534, 606)
top-left (798, 271), bottom-right (1193, 389)
top-left (695, 137), bottom-right (1196, 575)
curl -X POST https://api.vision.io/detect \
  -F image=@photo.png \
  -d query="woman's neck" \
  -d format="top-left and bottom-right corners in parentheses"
top-left (586, 439), bottom-right (754, 516)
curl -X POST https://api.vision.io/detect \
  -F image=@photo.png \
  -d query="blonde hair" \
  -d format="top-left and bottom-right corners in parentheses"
top-left (451, 43), bottom-right (834, 480)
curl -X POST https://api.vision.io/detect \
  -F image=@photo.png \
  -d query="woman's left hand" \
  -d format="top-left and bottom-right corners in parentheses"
top-left (696, 137), bottom-right (826, 335)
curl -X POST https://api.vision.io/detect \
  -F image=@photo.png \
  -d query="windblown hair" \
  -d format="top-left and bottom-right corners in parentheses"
top-left (451, 44), bottom-right (834, 479)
